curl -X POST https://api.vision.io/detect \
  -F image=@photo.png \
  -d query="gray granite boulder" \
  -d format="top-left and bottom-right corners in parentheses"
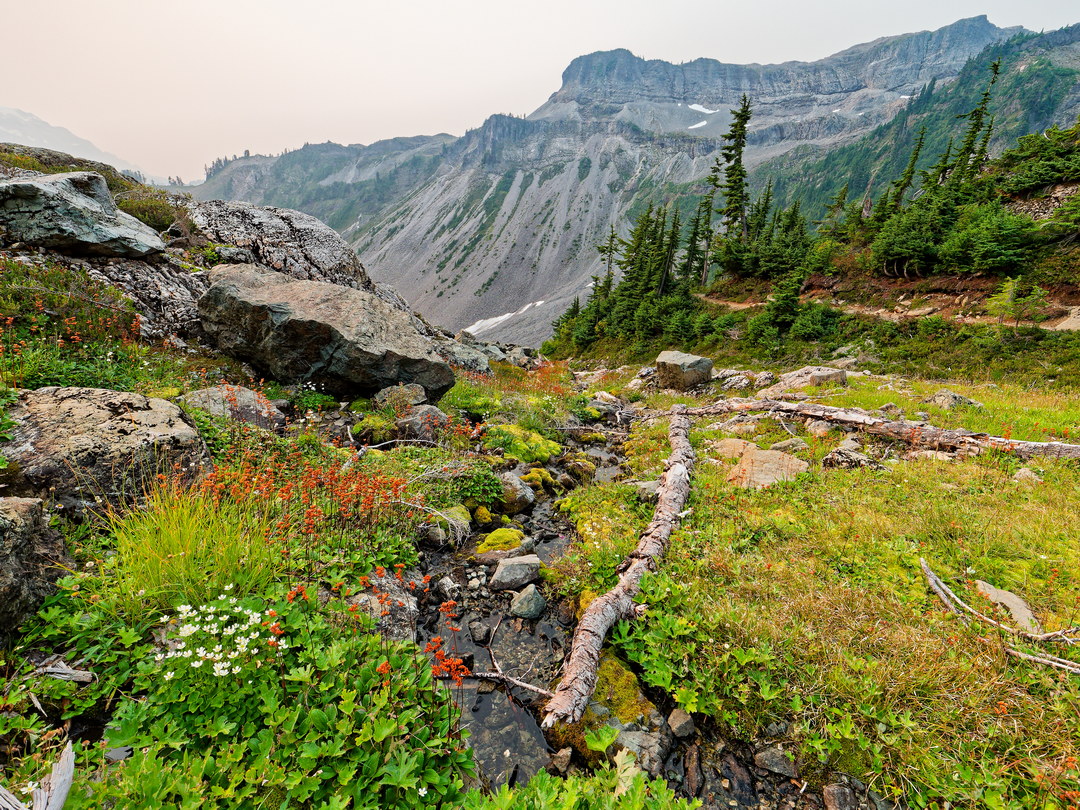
top-left (655, 351), bottom-right (713, 391)
top-left (198, 264), bottom-right (454, 402)
top-left (489, 554), bottom-right (541, 591)
top-left (0, 172), bottom-right (164, 257)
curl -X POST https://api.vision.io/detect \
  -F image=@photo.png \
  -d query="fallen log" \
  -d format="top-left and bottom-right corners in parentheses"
top-left (688, 398), bottom-right (1080, 460)
top-left (541, 406), bottom-right (695, 728)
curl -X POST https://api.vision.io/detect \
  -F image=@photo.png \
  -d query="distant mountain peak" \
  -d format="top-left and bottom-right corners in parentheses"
top-left (0, 107), bottom-right (142, 176)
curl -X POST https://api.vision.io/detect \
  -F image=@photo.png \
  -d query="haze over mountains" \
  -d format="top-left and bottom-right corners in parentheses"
top-left (0, 107), bottom-right (144, 177)
top-left (13, 16), bottom-right (1079, 346)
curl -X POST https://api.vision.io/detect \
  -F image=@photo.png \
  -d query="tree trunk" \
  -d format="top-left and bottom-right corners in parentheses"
top-left (687, 398), bottom-right (1080, 460)
top-left (541, 406), bottom-right (695, 728)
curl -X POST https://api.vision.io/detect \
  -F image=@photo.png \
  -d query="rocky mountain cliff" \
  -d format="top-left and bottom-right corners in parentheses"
top-left (188, 16), bottom-right (1072, 345)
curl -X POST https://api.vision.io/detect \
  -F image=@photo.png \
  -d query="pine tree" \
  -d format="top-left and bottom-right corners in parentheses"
top-left (718, 95), bottom-right (753, 239)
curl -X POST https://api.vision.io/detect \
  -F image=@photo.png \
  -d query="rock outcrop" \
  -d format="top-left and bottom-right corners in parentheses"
top-left (655, 351), bottom-right (713, 391)
top-left (198, 264), bottom-right (455, 401)
top-left (0, 387), bottom-right (209, 513)
top-left (179, 385), bottom-right (286, 431)
top-left (0, 171), bottom-right (164, 257)
top-left (0, 497), bottom-right (67, 635)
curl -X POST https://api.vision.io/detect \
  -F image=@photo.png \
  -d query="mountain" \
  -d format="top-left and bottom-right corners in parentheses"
top-left (0, 107), bottom-right (143, 177)
top-left (188, 16), bottom-right (1062, 345)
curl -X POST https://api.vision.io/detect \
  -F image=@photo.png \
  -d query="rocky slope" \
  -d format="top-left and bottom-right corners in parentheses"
top-left (187, 17), bottom-right (1078, 345)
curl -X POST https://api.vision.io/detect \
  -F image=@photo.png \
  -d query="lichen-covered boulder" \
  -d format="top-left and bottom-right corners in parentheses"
top-left (395, 405), bottom-right (450, 442)
top-left (0, 497), bottom-right (67, 636)
top-left (198, 264), bottom-right (454, 402)
top-left (497, 471), bottom-right (535, 515)
top-left (758, 366), bottom-right (847, 398)
top-left (0, 387), bottom-right (210, 513)
top-left (0, 171), bottom-right (165, 257)
top-left (726, 447), bottom-right (809, 489)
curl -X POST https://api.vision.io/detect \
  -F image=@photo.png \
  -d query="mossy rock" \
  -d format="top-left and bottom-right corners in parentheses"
top-left (346, 398), bottom-right (373, 413)
top-left (145, 387), bottom-right (182, 400)
top-left (473, 505), bottom-right (494, 525)
top-left (576, 588), bottom-right (599, 620)
top-left (560, 452), bottom-right (597, 483)
top-left (483, 425), bottom-right (561, 463)
top-left (476, 527), bottom-right (524, 553)
top-left (520, 466), bottom-right (558, 493)
top-left (578, 432), bottom-right (608, 445)
top-left (351, 413), bottom-right (395, 443)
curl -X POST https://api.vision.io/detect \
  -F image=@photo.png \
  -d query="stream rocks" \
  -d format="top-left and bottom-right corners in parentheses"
top-left (0, 171), bottom-right (165, 257)
top-left (198, 264), bottom-right (455, 401)
top-left (510, 584), bottom-right (547, 619)
top-left (0, 387), bottom-right (209, 512)
top-left (489, 555), bottom-right (542, 591)
top-left (0, 497), bottom-right (67, 635)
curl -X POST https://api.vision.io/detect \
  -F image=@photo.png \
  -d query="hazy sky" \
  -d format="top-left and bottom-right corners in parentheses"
top-left (6, 1), bottom-right (1077, 179)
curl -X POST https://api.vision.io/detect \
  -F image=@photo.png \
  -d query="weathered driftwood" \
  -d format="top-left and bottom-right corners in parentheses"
top-left (689, 399), bottom-right (1080, 460)
top-left (0, 741), bottom-right (75, 810)
top-left (541, 406), bottom-right (695, 728)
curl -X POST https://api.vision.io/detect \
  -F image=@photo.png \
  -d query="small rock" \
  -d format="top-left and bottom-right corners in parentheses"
top-left (510, 584), bottom-right (547, 619)
top-left (437, 576), bottom-right (460, 599)
top-left (878, 402), bottom-right (902, 417)
top-left (822, 448), bottom-right (887, 471)
top-left (489, 554), bottom-right (542, 591)
top-left (497, 472), bottom-right (536, 515)
top-left (754, 371), bottom-right (777, 387)
top-left (823, 784), bottom-right (858, 810)
top-left (769, 437), bottom-right (808, 453)
top-left (632, 480), bottom-right (661, 503)
top-left (710, 438), bottom-right (758, 459)
top-left (923, 389), bottom-right (983, 410)
top-left (520, 535), bottom-right (537, 553)
top-left (180, 385), bottom-right (286, 431)
top-left (1013, 467), bottom-right (1043, 484)
top-left (975, 580), bottom-right (1042, 634)
top-left (395, 404), bottom-right (450, 442)
top-left (374, 383), bottom-right (427, 410)
top-left (467, 578), bottom-right (480, 590)
top-left (668, 708), bottom-right (696, 738)
top-left (758, 366), bottom-right (847, 398)
top-left (550, 747), bottom-right (572, 774)
top-left (753, 745), bottom-right (796, 778)
top-left (837, 437), bottom-right (862, 452)
top-left (468, 618), bottom-right (491, 644)
top-left (905, 450), bottom-right (955, 462)
top-left (805, 419), bottom-right (833, 438)
top-left (721, 374), bottom-right (752, 391)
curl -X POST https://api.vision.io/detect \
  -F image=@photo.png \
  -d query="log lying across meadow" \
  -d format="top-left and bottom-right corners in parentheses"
top-left (542, 405), bottom-right (695, 728)
top-left (687, 398), bottom-right (1080, 460)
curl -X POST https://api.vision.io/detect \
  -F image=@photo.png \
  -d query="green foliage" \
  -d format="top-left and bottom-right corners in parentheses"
top-left (985, 278), bottom-right (1052, 328)
top-left (456, 464), bottom-right (503, 504)
top-left (91, 593), bottom-right (474, 808)
top-left (482, 424), bottom-right (561, 463)
top-left (0, 386), bottom-right (16, 469)
top-left (115, 188), bottom-right (185, 232)
top-left (464, 754), bottom-right (698, 810)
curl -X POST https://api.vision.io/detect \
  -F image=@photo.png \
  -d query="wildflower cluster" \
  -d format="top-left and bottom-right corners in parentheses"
top-left (155, 588), bottom-right (287, 681)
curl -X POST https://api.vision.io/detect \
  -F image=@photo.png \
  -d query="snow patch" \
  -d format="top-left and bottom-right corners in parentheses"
top-left (688, 104), bottom-right (719, 115)
top-left (687, 120), bottom-right (708, 130)
top-left (900, 95), bottom-right (912, 99)
top-left (465, 299), bottom-right (548, 336)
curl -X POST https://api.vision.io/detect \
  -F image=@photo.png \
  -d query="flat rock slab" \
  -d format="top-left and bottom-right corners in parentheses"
top-left (975, 580), bottom-right (1042, 633)
top-left (0, 171), bottom-right (164, 257)
top-left (708, 438), bottom-right (759, 459)
top-left (0, 387), bottom-right (209, 512)
top-left (758, 365), bottom-right (847, 398)
top-left (726, 447), bottom-right (808, 489)
top-left (180, 385), bottom-right (285, 430)
top-left (198, 264), bottom-right (454, 402)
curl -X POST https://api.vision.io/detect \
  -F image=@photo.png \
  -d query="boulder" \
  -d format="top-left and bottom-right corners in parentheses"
top-left (805, 419), bottom-right (833, 438)
top-left (489, 554), bottom-right (542, 591)
top-left (375, 384), bottom-right (428, 411)
top-left (754, 371), bottom-right (777, 388)
top-left (510, 584), bottom-right (547, 619)
top-left (1013, 467), bottom-right (1043, 484)
top-left (434, 338), bottom-right (492, 375)
top-left (654, 351), bottom-right (713, 391)
top-left (0, 387), bottom-right (209, 513)
top-left (721, 374), bottom-right (753, 391)
top-left (758, 366), bottom-right (847, 398)
top-left (180, 385), bottom-right (286, 431)
top-left (0, 497), bottom-right (67, 636)
top-left (346, 570), bottom-right (419, 642)
top-left (198, 264), bottom-right (454, 402)
top-left (726, 447), bottom-right (809, 489)
top-left (709, 438), bottom-right (758, 459)
top-left (923, 389), bottom-right (983, 410)
top-left (395, 405), bottom-right (450, 442)
top-left (0, 171), bottom-right (165, 257)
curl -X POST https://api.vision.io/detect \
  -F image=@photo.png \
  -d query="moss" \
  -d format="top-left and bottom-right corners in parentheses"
top-left (561, 452), bottom-right (597, 483)
top-left (576, 588), bottom-right (599, 620)
top-left (483, 424), bottom-right (561, 463)
top-left (146, 387), bottom-right (181, 400)
top-left (476, 527), bottom-right (524, 553)
top-left (578, 432), bottom-right (608, 445)
top-left (473, 505), bottom-right (493, 524)
top-left (437, 504), bottom-right (472, 532)
top-left (347, 398), bottom-right (373, 413)
top-left (593, 652), bottom-right (654, 726)
top-left (351, 413), bottom-right (395, 443)
top-left (520, 466), bottom-right (558, 492)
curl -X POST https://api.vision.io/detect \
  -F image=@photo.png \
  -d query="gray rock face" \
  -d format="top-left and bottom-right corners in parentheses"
top-left (180, 385), bottom-right (286, 431)
top-left (758, 366), bottom-right (847, 398)
top-left (753, 745), bottom-right (797, 777)
top-left (655, 351), bottom-right (713, 391)
top-left (0, 172), bottom-right (164, 257)
top-left (186, 199), bottom-right (373, 289)
top-left (198, 264), bottom-right (455, 401)
top-left (347, 570), bottom-right (419, 642)
top-left (489, 554), bottom-right (542, 591)
top-left (822, 447), bottom-right (887, 471)
top-left (0, 387), bottom-right (209, 513)
top-left (0, 497), bottom-right (67, 636)
top-left (510, 584), bottom-right (547, 619)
